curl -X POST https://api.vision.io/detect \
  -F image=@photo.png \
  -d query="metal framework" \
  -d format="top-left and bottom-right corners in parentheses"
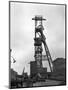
top-left (32, 16), bottom-right (53, 73)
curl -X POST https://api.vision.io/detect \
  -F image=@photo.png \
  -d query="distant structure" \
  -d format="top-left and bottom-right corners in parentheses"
top-left (10, 49), bottom-right (16, 63)
top-left (30, 15), bottom-right (53, 78)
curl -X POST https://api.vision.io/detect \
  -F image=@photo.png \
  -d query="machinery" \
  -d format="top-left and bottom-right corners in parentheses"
top-left (32, 16), bottom-right (53, 79)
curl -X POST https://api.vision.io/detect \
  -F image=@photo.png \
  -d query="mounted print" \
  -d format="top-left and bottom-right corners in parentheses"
top-left (9, 1), bottom-right (66, 89)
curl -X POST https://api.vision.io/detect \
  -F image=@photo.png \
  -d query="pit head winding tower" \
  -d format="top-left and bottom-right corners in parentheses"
top-left (32, 15), bottom-right (53, 75)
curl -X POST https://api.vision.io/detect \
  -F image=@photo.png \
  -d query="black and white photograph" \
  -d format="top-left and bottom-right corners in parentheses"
top-left (9, 1), bottom-right (66, 89)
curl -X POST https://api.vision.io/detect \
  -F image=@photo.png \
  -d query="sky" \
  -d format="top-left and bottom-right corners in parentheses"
top-left (10, 2), bottom-right (65, 75)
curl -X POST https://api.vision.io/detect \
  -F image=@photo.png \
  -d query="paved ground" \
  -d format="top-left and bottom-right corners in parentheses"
top-left (33, 79), bottom-right (62, 86)
top-left (11, 79), bottom-right (64, 88)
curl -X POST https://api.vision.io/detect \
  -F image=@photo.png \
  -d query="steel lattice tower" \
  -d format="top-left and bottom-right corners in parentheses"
top-left (32, 16), bottom-right (53, 73)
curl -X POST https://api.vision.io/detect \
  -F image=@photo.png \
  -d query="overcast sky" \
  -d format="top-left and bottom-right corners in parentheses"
top-left (10, 2), bottom-right (65, 75)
